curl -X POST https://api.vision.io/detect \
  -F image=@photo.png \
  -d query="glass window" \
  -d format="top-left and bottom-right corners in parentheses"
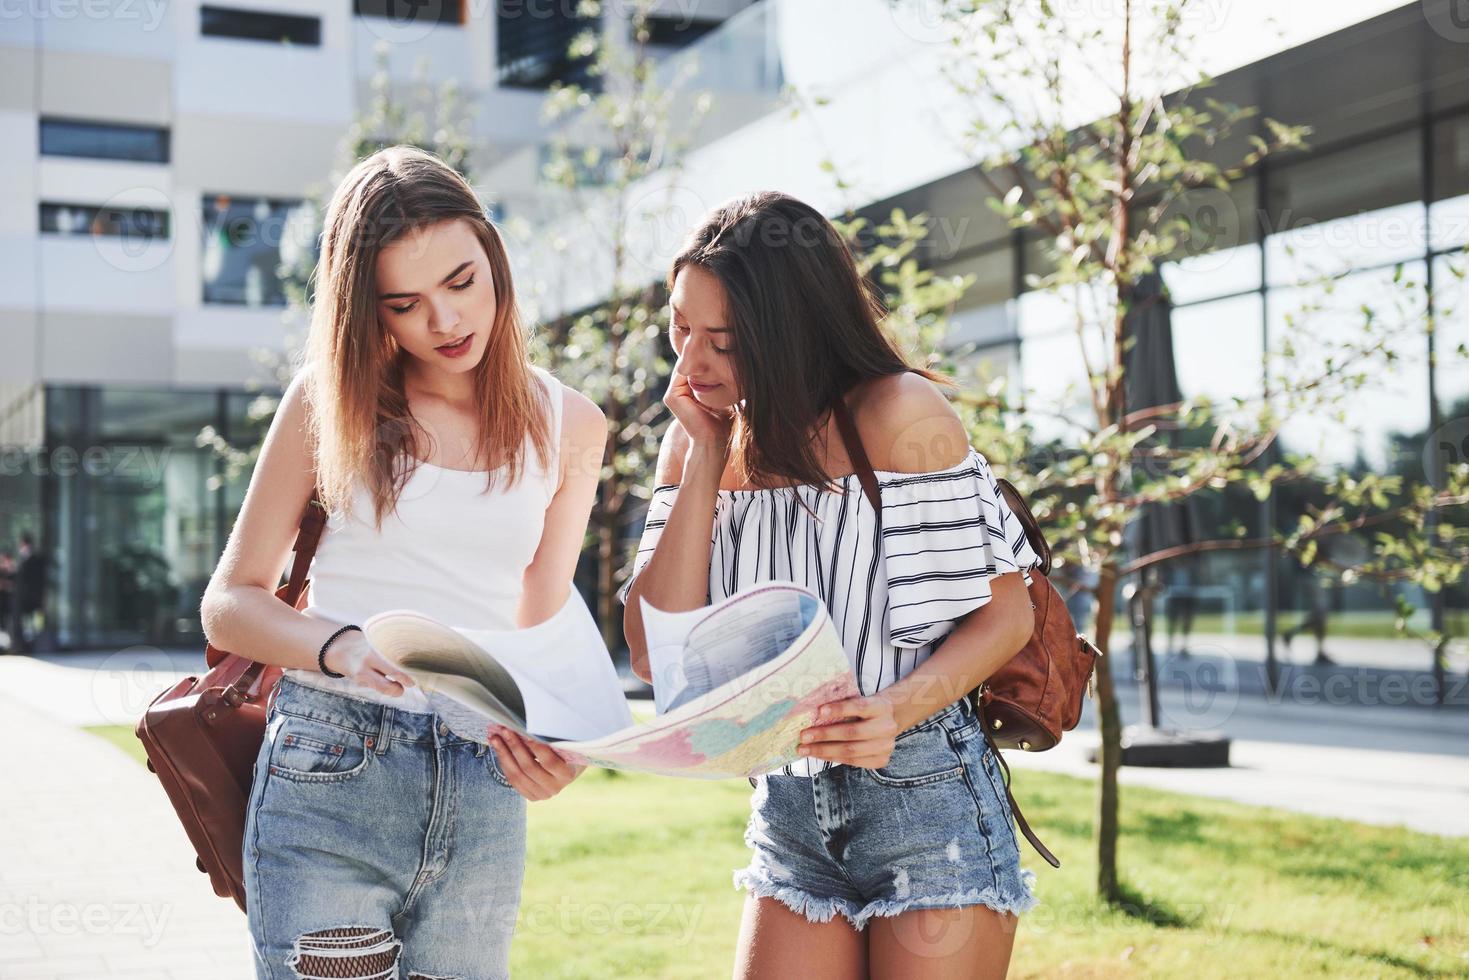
top-left (1017, 288), bottom-right (1098, 444)
top-left (200, 5), bottom-right (321, 46)
top-left (1267, 262), bottom-right (1429, 473)
top-left (201, 194), bottom-right (313, 307)
top-left (1264, 134), bottom-right (1423, 286)
top-left (1172, 292), bottom-right (1264, 431)
top-left (497, 3), bottom-right (600, 89)
top-left (642, 15), bottom-right (722, 49)
top-left (944, 299), bottom-right (1015, 354)
top-left (1432, 245), bottom-right (1469, 640)
top-left (1163, 243), bottom-right (1263, 306)
top-left (1142, 294), bottom-right (1272, 639)
top-left (939, 244), bottom-right (1014, 311)
top-left (1431, 110), bottom-right (1469, 208)
top-left (41, 387), bottom-right (226, 649)
top-left (354, 0), bottom-right (462, 24)
top-left (1430, 194), bottom-right (1469, 253)
top-left (1157, 177), bottom-right (1263, 304)
top-left (39, 118), bottom-right (170, 163)
top-left (1432, 251), bottom-right (1469, 444)
top-left (97, 388), bottom-right (218, 445)
top-left (1266, 201), bottom-right (1427, 288)
top-left (39, 202), bottom-right (169, 241)
top-left (1266, 132), bottom-right (1420, 236)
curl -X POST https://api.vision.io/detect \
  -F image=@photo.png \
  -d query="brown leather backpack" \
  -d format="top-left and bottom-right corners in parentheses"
top-left (832, 393), bottom-right (1101, 868)
top-left (134, 490), bottom-right (325, 911)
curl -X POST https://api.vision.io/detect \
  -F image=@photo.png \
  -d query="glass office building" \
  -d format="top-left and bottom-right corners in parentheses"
top-left (3, 3), bottom-right (1463, 655)
top-left (0, 385), bottom-right (273, 650)
top-left (882, 7), bottom-right (1469, 662)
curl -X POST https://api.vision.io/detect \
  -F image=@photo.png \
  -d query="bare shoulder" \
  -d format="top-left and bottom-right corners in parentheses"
top-left (849, 371), bottom-right (969, 473)
top-left (552, 380), bottom-right (606, 483)
top-left (654, 417), bottom-right (692, 486)
top-left (267, 368), bottom-right (314, 465)
top-left (558, 382), bottom-right (606, 444)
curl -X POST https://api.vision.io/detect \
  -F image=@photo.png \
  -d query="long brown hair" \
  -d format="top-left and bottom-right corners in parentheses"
top-left (670, 191), bottom-right (951, 492)
top-left (301, 144), bottom-right (552, 529)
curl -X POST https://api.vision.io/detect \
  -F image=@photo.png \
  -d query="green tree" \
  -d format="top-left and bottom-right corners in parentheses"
top-left (915, 0), bottom-right (1469, 903)
top-left (516, 0), bottom-right (712, 652)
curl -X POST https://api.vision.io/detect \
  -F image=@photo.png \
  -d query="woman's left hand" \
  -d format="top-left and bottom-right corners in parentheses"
top-left (488, 724), bottom-right (586, 800)
top-left (797, 694), bottom-right (901, 768)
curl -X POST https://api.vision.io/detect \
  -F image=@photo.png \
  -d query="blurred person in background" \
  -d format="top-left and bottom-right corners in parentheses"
top-left (0, 547), bottom-right (15, 652)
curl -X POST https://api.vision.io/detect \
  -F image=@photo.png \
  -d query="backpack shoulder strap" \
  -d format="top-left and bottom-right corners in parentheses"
top-left (223, 487), bottom-right (326, 682)
top-left (995, 476), bottom-right (1051, 576)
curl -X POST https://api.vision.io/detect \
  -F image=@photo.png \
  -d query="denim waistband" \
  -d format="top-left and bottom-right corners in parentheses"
top-left (273, 673), bottom-right (479, 746)
top-left (903, 694), bottom-right (977, 736)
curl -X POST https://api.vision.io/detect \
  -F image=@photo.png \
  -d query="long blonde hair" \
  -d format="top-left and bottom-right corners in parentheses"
top-left (301, 145), bottom-right (553, 529)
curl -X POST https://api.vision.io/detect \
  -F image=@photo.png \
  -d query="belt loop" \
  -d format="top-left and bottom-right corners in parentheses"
top-left (372, 705), bottom-right (392, 755)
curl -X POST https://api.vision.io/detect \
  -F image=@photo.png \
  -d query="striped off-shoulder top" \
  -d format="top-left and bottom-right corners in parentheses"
top-left (616, 445), bottom-right (1042, 777)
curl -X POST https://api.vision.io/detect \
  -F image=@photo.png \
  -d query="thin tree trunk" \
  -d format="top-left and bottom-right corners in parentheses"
top-left (1090, 0), bottom-right (1134, 906)
top-left (1091, 564), bottom-right (1122, 903)
top-left (597, 510), bottom-right (616, 654)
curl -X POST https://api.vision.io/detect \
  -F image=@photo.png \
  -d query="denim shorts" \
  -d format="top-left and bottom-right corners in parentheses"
top-left (243, 674), bottom-right (527, 980)
top-left (734, 697), bottom-right (1038, 929)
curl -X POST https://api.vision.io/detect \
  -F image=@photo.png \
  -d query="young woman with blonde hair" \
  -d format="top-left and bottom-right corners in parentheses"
top-left (202, 145), bottom-right (606, 980)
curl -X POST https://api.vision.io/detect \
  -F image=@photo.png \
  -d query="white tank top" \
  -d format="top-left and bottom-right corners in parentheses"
top-left (288, 365), bottom-right (564, 711)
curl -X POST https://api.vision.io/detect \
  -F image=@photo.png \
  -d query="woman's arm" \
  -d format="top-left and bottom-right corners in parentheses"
top-left (867, 573), bottom-right (1033, 730)
top-left (515, 384), bottom-right (605, 628)
top-left (493, 380), bottom-right (605, 800)
top-left (199, 373), bottom-right (417, 696)
top-left (621, 372), bottom-right (733, 683)
top-left (799, 373), bottom-right (1035, 765)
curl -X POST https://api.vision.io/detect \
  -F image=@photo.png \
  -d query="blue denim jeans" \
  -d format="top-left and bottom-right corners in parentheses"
top-left (734, 697), bottom-right (1038, 929)
top-left (243, 674), bottom-right (526, 979)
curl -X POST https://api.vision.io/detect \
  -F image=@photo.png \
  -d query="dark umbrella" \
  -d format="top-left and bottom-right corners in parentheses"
top-left (1123, 269), bottom-right (1198, 559)
top-left (1111, 269), bottom-right (1229, 767)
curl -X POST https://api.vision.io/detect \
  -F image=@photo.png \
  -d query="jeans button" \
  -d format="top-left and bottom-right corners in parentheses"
top-left (438, 722), bottom-right (449, 736)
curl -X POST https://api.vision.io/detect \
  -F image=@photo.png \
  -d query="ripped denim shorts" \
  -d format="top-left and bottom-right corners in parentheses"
top-left (734, 696), bottom-right (1038, 929)
top-left (243, 673), bottom-right (526, 980)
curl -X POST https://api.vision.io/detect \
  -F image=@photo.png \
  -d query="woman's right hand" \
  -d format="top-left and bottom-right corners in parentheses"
top-left (663, 370), bottom-right (734, 458)
top-left (320, 631), bottom-right (419, 698)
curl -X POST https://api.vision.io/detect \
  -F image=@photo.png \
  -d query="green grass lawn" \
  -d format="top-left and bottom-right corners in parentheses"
top-left (93, 725), bottom-right (1469, 978)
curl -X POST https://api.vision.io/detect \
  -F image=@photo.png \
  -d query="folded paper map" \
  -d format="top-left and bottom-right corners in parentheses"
top-left (361, 581), bottom-right (858, 779)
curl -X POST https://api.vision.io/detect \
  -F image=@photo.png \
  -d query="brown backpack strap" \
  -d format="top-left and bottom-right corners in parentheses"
top-left (994, 476), bottom-right (1051, 576)
top-left (284, 488), bottom-right (327, 606)
top-left (977, 703), bottom-right (1061, 868)
top-left (831, 389), bottom-right (1060, 869)
top-left (232, 488), bottom-right (327, 695)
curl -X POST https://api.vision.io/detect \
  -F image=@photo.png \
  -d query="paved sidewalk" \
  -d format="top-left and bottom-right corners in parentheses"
top-left (0, 687), bottom-right (255, 979)
top-left (1004, 730), bottom-right (1469, 838)
top-left (1113, 626), bottom-right (1469, 676)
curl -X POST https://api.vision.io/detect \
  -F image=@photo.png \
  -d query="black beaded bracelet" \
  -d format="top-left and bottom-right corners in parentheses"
top-left (318, 624), bottom-right (362, 678)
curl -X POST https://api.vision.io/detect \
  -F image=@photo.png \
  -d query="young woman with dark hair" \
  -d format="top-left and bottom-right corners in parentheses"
top-left (621, 191), bottom-right (1041, 979)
